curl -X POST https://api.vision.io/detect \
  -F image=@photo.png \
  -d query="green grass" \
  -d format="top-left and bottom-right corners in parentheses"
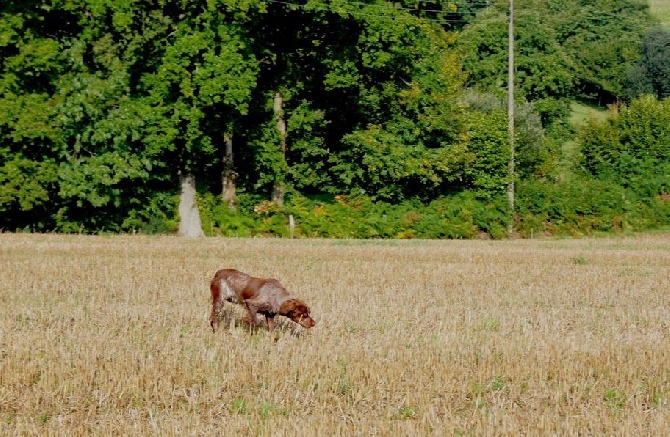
top-left (560, 102), bottom-right (610, 180)
top-left (650, 0), bottom-right (670, 28)
top-left (568, 102), bottom-right (609, 129)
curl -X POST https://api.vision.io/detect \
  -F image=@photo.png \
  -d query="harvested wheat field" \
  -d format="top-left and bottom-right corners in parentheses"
top-left (1, 233), bottom-right (669, 435)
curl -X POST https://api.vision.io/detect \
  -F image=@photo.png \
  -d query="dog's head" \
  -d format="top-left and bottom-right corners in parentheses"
top-left (280, 299), bottom-right (316, 329)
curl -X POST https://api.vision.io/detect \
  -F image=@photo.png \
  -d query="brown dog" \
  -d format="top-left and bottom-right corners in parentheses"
top-left (209, 269), bottom-right (316, 333)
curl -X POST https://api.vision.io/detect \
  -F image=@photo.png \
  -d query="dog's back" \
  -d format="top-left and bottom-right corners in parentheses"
top-left (210, 268), bottom-right (250, 305)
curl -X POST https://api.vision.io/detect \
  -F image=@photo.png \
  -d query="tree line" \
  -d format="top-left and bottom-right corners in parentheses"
top-left (1, 0), bottom-right (669, 237)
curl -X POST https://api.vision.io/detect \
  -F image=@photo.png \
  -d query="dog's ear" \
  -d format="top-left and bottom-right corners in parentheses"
top-left (279, 299), bottom-right (299, 315)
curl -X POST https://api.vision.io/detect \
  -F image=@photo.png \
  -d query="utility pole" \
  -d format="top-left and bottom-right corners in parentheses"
top-left (507, 0), bottom-right (515, 236)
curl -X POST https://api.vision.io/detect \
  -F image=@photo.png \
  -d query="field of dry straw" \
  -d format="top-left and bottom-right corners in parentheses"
top-left (1, 233), bottom-right (670, 435)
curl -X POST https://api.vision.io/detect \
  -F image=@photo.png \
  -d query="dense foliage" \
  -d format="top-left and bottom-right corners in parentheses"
top-left (1, 0), bottom-right (668, 237)
top-left (578, 95), bottom-right (670, 198)
top-left (626, 27), bottom-right (670, 99)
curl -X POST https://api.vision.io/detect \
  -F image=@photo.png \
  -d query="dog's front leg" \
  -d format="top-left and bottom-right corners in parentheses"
top-left (265, 315), bottom-right (275, 332)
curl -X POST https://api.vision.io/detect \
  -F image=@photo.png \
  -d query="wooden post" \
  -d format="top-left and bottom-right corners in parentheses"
top-left (507, 0), bottom-right (515, 236)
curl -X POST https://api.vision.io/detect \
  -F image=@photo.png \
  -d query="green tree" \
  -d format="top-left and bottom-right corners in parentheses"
top-left (0, 2), bottom-right (65, 230)
top-left (51, 0), bottom-right (176, 231)
top-left (239, 2), bottom-right (469, 202)
top-left (627, 28), bottom-right (670, 99)
top-left (549, 0), bottom-right (653, 102)
top-left (461, 90), bottom-right (552, 181)
top-left (136, 0), bottom-right (260, 234)
top-left (314, 5), bottom-right (468, 201)
top-left (458, 0), bottom-right (654, 105)
top-left (459, 4), bottom-right (574, 104)
top-left (239, 0), bottom-right (353, 201)
top-left (461, 109), bottom-right (510, 198)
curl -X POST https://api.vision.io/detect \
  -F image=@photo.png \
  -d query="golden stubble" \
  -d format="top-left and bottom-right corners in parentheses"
top-left (1, 233), bottom-right (669, 435)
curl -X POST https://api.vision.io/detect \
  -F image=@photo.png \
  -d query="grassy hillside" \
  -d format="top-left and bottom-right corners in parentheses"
top-left (2, 234), bottom-right (670, 435)
top-left (568, 102), bottom-right (610, 128)
top-left (651, 0), bottom-right (670, 27)
top-left (562, 102), bottom-right (610, 178)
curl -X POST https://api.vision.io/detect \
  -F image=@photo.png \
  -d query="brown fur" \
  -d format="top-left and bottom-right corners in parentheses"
top-left (209, 269), bottom-right (316, 333)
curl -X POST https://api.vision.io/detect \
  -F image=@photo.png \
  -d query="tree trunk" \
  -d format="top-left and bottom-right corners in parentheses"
top-left (271, 91), bottom-right (287, 207)
top-left (271, 182), bottom-right (286, 207)
top-left (178, 173), bottom-right (204, 237)
top-left (221, 133), bottom-right (237, 208)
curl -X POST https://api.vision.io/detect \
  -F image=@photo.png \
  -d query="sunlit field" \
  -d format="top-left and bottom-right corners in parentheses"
top-left (1, 233), bottom-right (669, 435)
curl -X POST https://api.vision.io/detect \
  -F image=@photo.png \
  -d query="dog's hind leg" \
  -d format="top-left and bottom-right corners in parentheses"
top-left (242, 303), bottom-right (261, 329)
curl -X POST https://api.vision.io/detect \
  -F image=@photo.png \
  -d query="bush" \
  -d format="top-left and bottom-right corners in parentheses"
top-left (197, 179), bottom-right (670, 239)
top-left (123, 192), bottom-right (179, 234)
top-left (516, 178), bottom-right (670, 236)
top-left (196, 191), bottom-right (509, 239)
top-left (578, 95), bottom-right (670, 198)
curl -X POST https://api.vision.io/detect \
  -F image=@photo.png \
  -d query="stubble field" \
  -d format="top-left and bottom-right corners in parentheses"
top-left (1, 233), bottom-right (669, 435)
